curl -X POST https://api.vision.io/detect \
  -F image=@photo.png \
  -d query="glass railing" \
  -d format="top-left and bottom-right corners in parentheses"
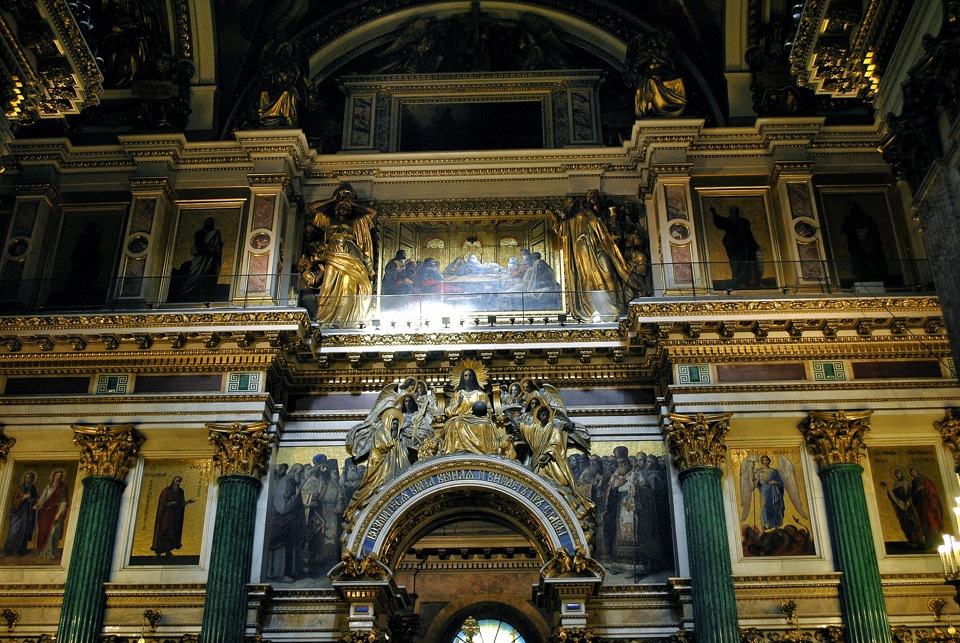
top-left (0, 258), bottom-right (936, 327)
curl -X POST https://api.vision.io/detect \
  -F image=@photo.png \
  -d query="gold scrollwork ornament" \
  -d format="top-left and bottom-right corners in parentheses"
top-left (935, 410), bottom-right (960, 471)
top-left (71, 424), bottom-right (143, 479)
top-left (207, 422), bottom-right (273, 478)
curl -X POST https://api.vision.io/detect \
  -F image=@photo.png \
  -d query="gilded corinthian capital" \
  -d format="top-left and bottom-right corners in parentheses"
top-left (71, 424), bottom-right (143, 479)
top-left (0, 429), bottom-right (15, 462)
top-left (664, 412), bottom-right (733, 471)
top-left (934, 410), bottom-right (960, 470)
top-left (207, 422), bottom-right (273, 478)
top-left (798, 410), bottom-right (872, 468)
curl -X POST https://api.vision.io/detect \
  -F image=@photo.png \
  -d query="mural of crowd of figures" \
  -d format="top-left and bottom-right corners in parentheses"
top-left (730, 448), bottom-right (816, 558)
top-left (868, 445), bottom-right (947, 555)
top-left (264, 363), bottom-right (674, 586)
top-left (0, 461), bottom-right (79, 565)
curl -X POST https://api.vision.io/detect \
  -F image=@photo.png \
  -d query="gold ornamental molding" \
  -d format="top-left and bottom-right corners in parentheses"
top-left (72, 423), bottom-right (143, 480)
top-left (798, 410), bottom-right (872, 468)
top-left (626, 296), bottom-right (942, 320)
top-left (664, 412), bottom-right (733, 471)
top-left (207, 421), bottom-right (273, 478)
top-left (934, 410), bottom-right (960, 471)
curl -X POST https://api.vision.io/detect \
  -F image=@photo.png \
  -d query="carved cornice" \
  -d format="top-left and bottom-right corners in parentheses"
top-left (798, 410), bottom-right (872, 468)
top-left (935, 410), bottom-right (960, 471)
top-left (376, 196), bottom-right (565, 220)
top-left (664, 412), bottom-right (732, 471)
top-left (207, 421), bottom-right (273, 478)
top-left (72, 423), bottom-right (143, 480)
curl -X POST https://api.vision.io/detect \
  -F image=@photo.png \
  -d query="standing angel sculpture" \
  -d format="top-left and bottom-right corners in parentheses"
top-left (299, 183), bottom-right (376, 326)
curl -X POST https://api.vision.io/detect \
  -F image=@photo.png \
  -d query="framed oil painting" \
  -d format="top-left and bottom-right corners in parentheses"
top-left (128, 458), bottom-right (212, 566)
top-left (698, 191), bottom-right (779, 291)
top-left (729, 447), bottom-right (816, 558)
top-left (166, 203), bottom-right (242, 304)
top-left (265, 445), bottom-right (355, 587)
top-left (0, 460), bottom-right (79, 566)
top-left (816, 188), bottom-right (907, 289)
top-left (378, 216), bottom-right (561, 316)
top-left (587, 440), bottom-right (675, 584)
top-left (45, 205), bottom-right (126, 307)
top-left (398, 100), bottom-right (545, 152)
top-left (868, 445), bottom-right (947, 555)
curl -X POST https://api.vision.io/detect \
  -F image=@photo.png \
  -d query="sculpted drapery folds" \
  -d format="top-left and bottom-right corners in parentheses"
top-left (299, 183), bottom-right (376, 327)
top-left (625, 28), bottom-right (688, 118)
top-left (554, 190), bottom-right (633, 319)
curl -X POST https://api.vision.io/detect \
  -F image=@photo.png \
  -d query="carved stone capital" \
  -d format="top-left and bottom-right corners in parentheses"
top-left (340, 631), bottom-right (388, 643)
top-left (664, 412), bottom-right (733, 471)
top-left (207, 422), bottom-right (273, 478)
top-left (798, 410), bottom-right (872, 468)
top-left (71, 424), bottom-right (143, 480)
top-left (0, 429), bottom-right (15, 462)
top-left (935, 409), bottom-right (960, 471)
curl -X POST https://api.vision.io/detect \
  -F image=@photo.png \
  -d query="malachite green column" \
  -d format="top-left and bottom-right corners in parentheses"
top-left (666, 412), bottom-right (740, 643)
top-left (800, 410), bottom-right (892, 643)
top-left (58, 424), bottom-right (143, 643)
top-left (201, 421), bottom-right (272, 643)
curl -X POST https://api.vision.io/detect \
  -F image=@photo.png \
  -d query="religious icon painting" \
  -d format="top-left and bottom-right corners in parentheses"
top-left (867, 445), bottom-right (948, 555)
top-left (729, 447), bottom-right (817, 558)
top-left (128, 458), bottom-right (212, 566)
top-left (816, 188), bottom-right (907, 289)
top-left (265, 446), bottom-right (355, 587)
top-left (586, 440), bottom-right (676, 584)
top-left (0, 460), bottom-right (80, 566)
top-left (44, 205), bottom-right (126, 308)
top-left (698, 191), bottom-right (779, 292)
top-left (166, 204), bottom-right (243, 304)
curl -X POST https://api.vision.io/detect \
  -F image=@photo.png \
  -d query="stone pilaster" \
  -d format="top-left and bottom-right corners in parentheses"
top-left (200, 422), bottom-right (272, 643)
top-left (57, 424), bottom-right (143, 643)
top-left (798, 410), bottom-right (891, 643)
top-left (935, 409), bottom-right (960, 474)
top-left (664, 412), bottom-right (739, 643)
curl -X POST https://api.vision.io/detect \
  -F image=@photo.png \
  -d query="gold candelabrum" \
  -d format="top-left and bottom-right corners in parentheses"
top-left (939, 495), bottom-right (960, 606)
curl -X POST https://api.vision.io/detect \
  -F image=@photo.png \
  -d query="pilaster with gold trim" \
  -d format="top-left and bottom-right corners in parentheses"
top-left (0, 183), bottom-right (59, 306)
top-left (798, 410), bottom-right (891, 643)
top-left (241, 174), bottom-right (294, 304)
top-left (650, 165), bottom-right (705, 294)
top-left (200, 422), bottom-right (273, 643)
top-left (771, 162), bottom-right (829, 287)
top-left (57, 424), bottom-right (142, 643)
top-left (664, 412), bottom-right (739, 643)
top-left (115, 177), bottom-right (175, 303)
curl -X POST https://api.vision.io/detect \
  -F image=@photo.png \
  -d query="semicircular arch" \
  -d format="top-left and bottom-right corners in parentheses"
top-left (343, 454), bottom-right (591, 569)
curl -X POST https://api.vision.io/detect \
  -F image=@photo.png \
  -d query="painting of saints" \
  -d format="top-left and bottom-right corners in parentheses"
top-left (35, 469), bottom-right (70, 559)
top-left (151, 476), bottom-right (196, 557)
top-left (1, 472), bottom-right (39, 557)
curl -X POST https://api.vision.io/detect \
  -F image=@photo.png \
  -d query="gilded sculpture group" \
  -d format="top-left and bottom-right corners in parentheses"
top-left (341, 360), bottom-right (595, 534)
top-left (298, 184), bottom-right (649, 325)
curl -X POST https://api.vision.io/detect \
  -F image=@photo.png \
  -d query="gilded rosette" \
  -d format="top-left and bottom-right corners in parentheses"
top-left (934, 410), bottom-right (960, 470)
top-left (664, 412), bottom-right (733, 471)
top-left (71, 423), bottom-right (143, 479)
top-left (798, 410), bottom-right (872, 468)
top-left (206, 421), bottom-right (273, 478)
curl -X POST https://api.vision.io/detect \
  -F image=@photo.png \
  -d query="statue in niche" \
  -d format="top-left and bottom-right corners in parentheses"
top-left (625, 29), bottom-right (688, 118)
top-left (298, 183), bottom-right (376, 326)
top-left (91, 0), bottom-right (167, 89)
top-left (253, 36), bottom-right (312, 128)
top-left (553, 189), bottom-right (633, 319)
